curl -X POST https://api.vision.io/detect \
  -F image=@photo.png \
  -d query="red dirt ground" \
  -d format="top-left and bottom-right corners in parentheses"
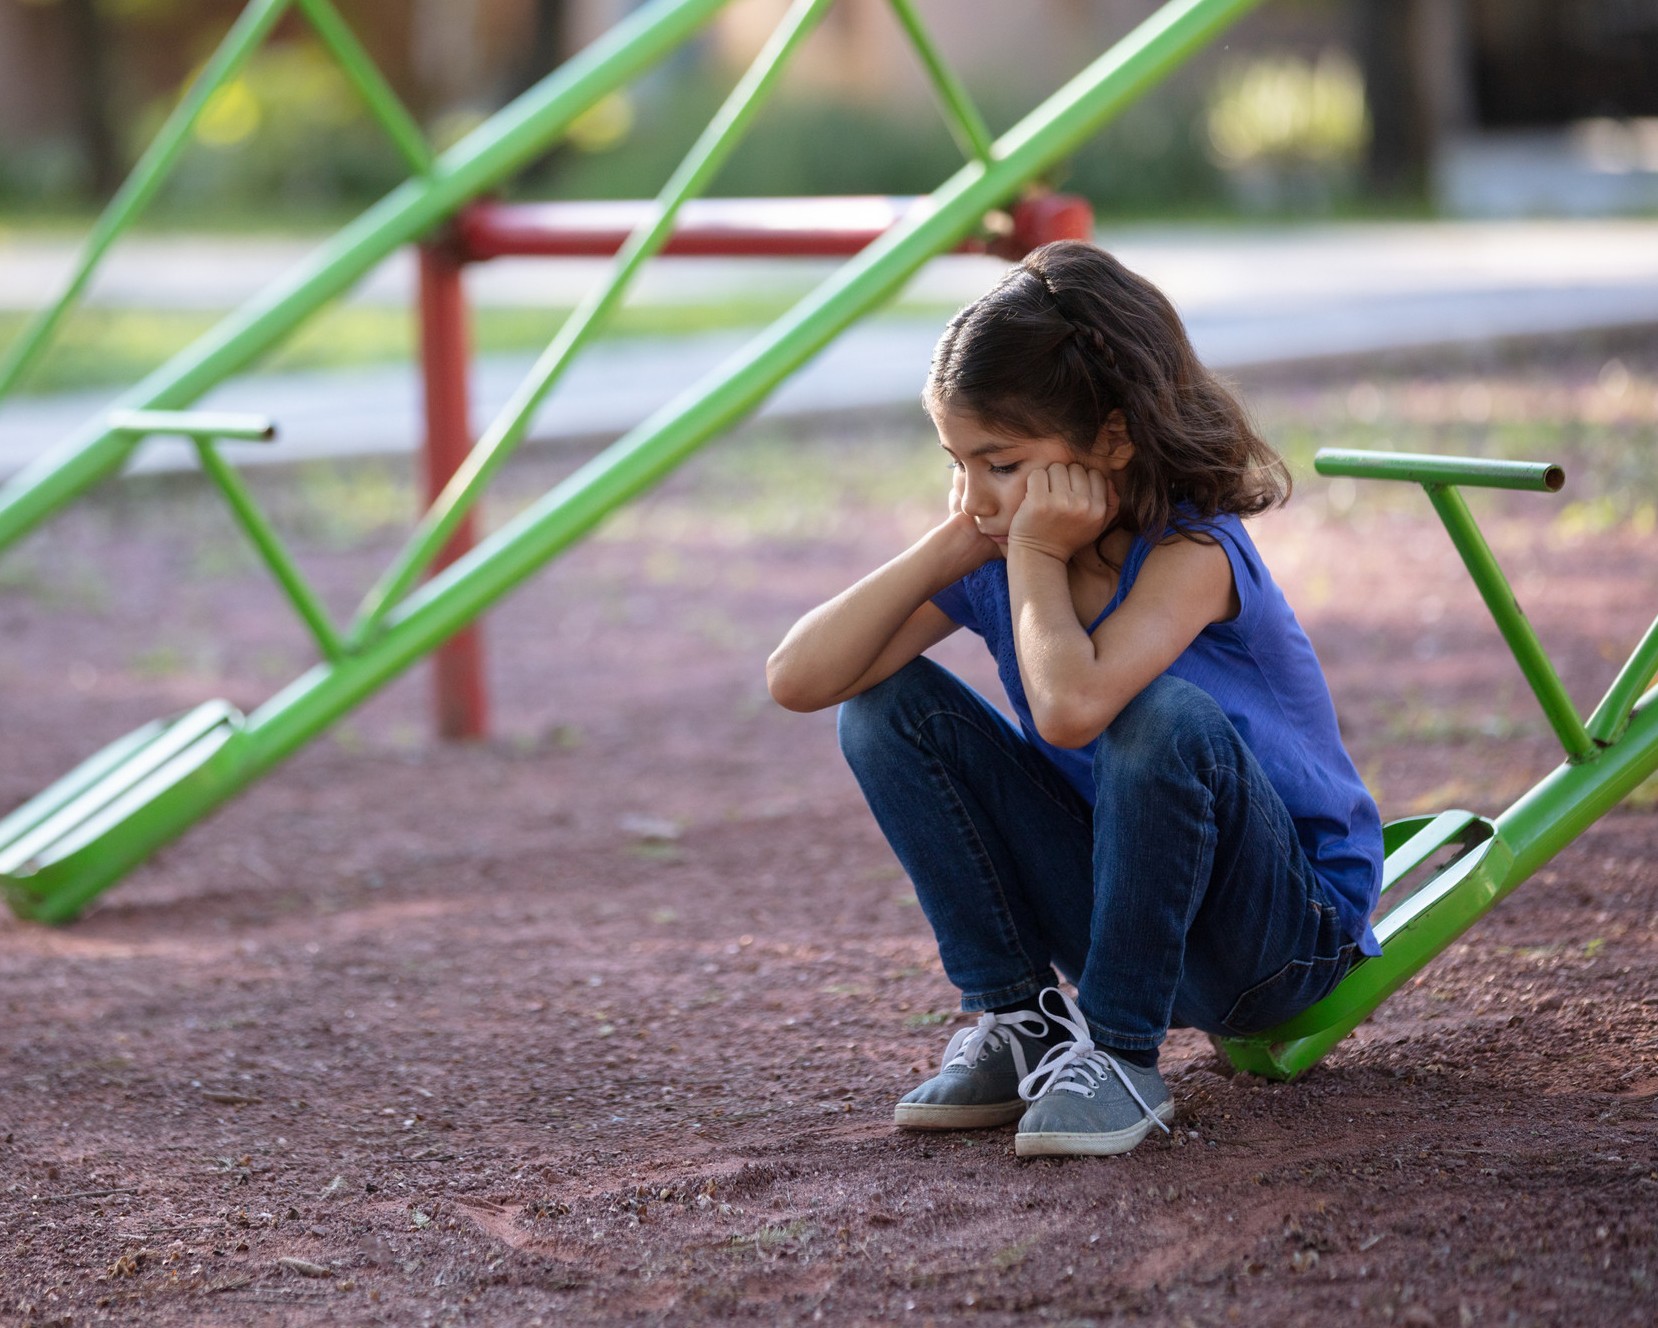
top-left (2, 340), bottom-right (1655, 1327)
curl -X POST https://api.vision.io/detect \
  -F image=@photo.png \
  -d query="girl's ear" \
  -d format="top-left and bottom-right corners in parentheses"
top-left (1098, 410), bottom-right (1135, 470)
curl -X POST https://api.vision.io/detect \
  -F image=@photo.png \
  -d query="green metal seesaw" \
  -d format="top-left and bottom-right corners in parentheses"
top-left (1216, 449), bottom-right (1658, 1079)
top-left (0, 0), bottom-right (1273, 924)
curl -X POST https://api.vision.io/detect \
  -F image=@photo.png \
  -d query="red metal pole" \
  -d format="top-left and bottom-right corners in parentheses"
top-left (416, 240), bottom-right (489, 739)
top-left (406, 188), bottom-right (1093, 742)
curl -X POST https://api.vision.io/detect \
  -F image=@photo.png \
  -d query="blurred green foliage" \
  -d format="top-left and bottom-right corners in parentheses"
top-left (0, 0), bottom-right (1389, 226)
top-left (521, 71), bottom-right (1234, 215)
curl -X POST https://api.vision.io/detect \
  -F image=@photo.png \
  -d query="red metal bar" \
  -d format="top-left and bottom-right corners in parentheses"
top-left (416, 241), bottom-right (489, 739)
top-left (453, 192), bottom-right (1094, 261)
top-left (457, 196), bottom-right (920, 259)
top-left (992, 191), bottom-right (1096, 260)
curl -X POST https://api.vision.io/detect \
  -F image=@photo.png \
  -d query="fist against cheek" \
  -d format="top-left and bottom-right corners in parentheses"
top-left (1009, 462), bottom-right (1114, 561)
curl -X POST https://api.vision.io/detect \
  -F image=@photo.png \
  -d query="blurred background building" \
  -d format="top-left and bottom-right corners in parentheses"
top-left (0, 0), bottom-right (1655, 218)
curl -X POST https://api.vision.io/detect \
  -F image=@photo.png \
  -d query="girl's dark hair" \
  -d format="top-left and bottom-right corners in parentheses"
top-left (924, 240), bottom-right (1290, 542)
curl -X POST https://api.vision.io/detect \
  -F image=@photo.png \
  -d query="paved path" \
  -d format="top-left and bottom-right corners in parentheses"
top-left (2, 220), bottom-right (1656, 478)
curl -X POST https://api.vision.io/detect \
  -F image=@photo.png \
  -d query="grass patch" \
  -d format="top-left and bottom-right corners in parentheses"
top-left (0, 296), bottom-right (917, 398)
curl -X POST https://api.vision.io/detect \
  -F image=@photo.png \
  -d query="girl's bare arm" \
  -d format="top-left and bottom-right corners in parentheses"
top-left (767, 512), bottom-right (991, 713)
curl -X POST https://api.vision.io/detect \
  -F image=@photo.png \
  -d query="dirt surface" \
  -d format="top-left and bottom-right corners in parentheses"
top-left (2, 338), bottom-right (1656, 1327)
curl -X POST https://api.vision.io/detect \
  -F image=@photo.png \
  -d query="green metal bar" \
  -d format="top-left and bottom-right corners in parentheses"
top-left (1586, 615), bottom-right (1658, 746)
top-left (0, 702), bottom-right (237, 881)
top-left (109, 409), bottom-right (276, 443)
top-left (105, 409), bottom-right (343, 659)
top-left (1223, 825), bottom-right (1508, 1079)
top-left (887, 0), bottom-right (995, 163)
top-left (294, 0), bottom-right (433, 176)
top-left (0, 718), bottom-right (168, 856)
top-left (190, 440), bottom-right (346, 662)
top-left (1424, 483), bottom-right (1595, 763)
top-left (0, 0), bottom-right (293, 404)
top-left (0, 0), bottom-right (735, 557)
top-left (1377, 809), bottom-right (1479, 894)
top-left (1315, 448), bottom-right (1564, 493)
top-left (1498, 684), bottom-right (1658, 883)
top-left (350, 0), bottom-right (834, 643)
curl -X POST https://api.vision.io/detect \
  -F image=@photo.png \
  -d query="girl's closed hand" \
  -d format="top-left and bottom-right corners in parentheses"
top-left (1008, 462), bottom-right (1113, 562)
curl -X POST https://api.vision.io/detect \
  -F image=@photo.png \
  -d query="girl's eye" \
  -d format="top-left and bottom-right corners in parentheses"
top-left (944, 459), bottom-right (963, 472)
top-left (989, 463), bottom-right (1019, 476)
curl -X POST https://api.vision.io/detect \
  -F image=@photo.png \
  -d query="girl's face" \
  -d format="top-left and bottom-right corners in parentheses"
top-left (935, 408), bottom-right (1127, 549)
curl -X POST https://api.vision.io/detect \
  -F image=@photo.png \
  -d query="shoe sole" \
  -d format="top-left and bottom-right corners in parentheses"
top-left (1013, 1100), bottom-right (1176, 1157)
top-left (893, 1099), bottom-right (1027, 1130)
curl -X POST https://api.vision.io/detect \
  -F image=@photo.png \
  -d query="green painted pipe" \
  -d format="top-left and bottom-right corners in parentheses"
top-left (108, 410), bottom-right (276, 442)
top-left (1228, 688), bottom-right (1658, 1079)
top-left (1315, 448), bottom-right (1565, 493)
top-left (887, 0), bottom-right (995, 163)
top-left (1220, 449), bottom-right (1658, 1078)
top-left (0, 0), bottom-right (734, 556)
top-left (191, 441), bottom-right (345, 661)
top-left (294, 0), bottom-right (433, 175)
top-left (1424, 483), bottom-right (1594, 762)
top-left (1586, 615), bottom-right (1658, 746)
top-left (1315, 449), bottom-right (1589, 761)
top-left (1496, 687), bottom-right (1658, 882)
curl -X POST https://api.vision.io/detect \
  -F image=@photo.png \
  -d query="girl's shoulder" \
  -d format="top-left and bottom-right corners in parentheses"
top-left (1136, 508), bottom-right (1251, 570)
top-left (1133, 510), bottom-right (1272, 629)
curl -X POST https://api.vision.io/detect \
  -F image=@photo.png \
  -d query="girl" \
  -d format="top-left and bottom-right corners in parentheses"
top-left (766, 241), bottom-right (1382, 1158)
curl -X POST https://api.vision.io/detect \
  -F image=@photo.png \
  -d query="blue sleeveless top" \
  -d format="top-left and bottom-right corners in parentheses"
top-left (931, 513), bottom-right (1383, 956)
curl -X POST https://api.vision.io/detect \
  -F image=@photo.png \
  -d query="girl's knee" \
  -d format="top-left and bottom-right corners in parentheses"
top-left (836, 657), bottom-right (944, 760)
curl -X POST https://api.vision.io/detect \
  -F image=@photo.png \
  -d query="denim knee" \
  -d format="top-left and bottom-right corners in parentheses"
top-left (1093, 674), bottom-right (1233, 785)
top-left (836, 657), bottom-right (938, 766)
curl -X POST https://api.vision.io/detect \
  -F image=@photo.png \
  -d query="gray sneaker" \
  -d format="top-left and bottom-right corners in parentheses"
top-left (894, 1008), bottom-right (1050, 1130)
top-left (1014, 988), bottom-right (1173, 1157)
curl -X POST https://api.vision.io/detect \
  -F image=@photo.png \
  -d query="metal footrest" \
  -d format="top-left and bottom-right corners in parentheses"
top-left (1, 700), bottom-right (249, 922)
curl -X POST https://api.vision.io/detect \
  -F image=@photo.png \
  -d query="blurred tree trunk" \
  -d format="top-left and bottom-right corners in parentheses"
top-left (1355, 0), bottom-right (1474, 202)
top-left (502, 0), bottom-right (573, 191)
top-left (510, 0), bottom-right (573, 99)
top-left (1355, 0), bottom-right (1427, 198)
top-left (61, 0), bottom-right (121, 199)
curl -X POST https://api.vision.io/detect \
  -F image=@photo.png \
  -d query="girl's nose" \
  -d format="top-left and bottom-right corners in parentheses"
top-left (960, 475), bottom-right (994, 517)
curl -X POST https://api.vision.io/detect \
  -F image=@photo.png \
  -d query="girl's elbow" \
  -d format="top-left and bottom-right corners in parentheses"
top-left (1031, 698), bottom-right (1116, 749)
top-left (765, 651), bottom-right (826, 713)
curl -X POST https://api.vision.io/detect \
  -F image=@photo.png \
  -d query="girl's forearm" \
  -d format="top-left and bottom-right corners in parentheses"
top-left (767, 524), bottom-right (973, 711)
top-left (1007, 547), bottom-right (1106, 747)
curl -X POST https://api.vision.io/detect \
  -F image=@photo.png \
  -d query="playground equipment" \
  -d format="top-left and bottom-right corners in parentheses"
top-left (0, 0), bottom-right (1265, 925)
top-left (1217, 450), bottom-right (1658, 1079)
top-left (0, 0), bottom-right (1653, 1085)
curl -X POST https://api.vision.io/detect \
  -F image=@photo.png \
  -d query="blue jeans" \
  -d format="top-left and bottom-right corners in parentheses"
top-left (837, 658), bottom-right (1357, 1052)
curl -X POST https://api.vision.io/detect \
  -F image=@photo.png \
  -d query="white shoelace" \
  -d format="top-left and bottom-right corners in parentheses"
top-left (1015, 988), bottom-right (1171, 1135)
top-left (939, 1008), bottom-right (1049, 1082)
